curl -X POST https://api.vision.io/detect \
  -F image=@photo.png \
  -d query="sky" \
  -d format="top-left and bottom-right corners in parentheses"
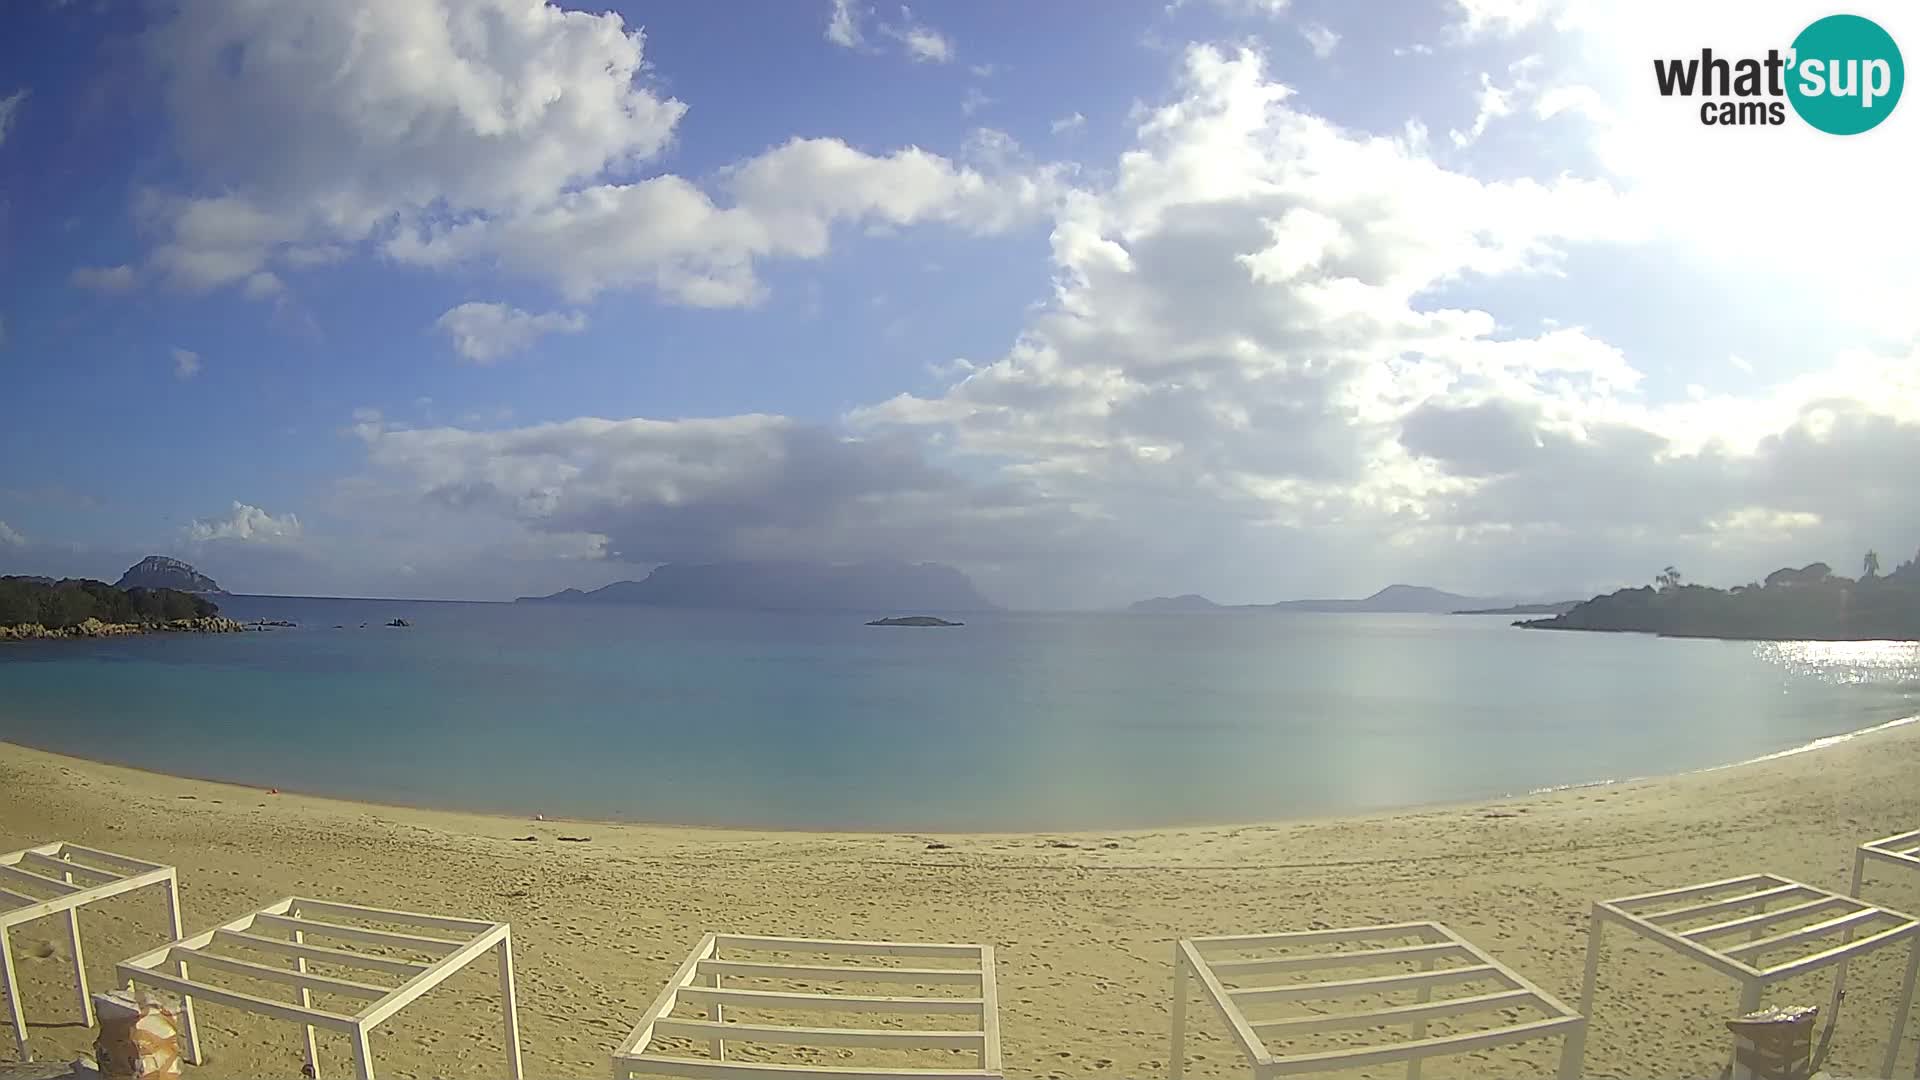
top-left (1, 0), bottom-right (1917, 607)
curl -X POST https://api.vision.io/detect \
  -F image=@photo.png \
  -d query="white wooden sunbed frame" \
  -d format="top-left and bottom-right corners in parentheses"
top-left (117, 896), bottom-right (523, 1080)
top-left (0, 841), bottom-right (187, 1064)
top-left (1170, 921), bottom-right (1585, 1079)
top-left (1580, 872), bottom-right (1920, 1080)
top-left (612, 933), bottom-right (1003, 1080)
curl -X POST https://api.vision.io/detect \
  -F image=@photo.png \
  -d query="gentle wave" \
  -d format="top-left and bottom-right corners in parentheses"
top-left (1521, 712), bottom-right (1919, 798)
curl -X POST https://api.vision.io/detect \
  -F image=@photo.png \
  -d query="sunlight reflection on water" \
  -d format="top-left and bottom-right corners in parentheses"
top-left (1753, 640), bottom-right (1920, 685)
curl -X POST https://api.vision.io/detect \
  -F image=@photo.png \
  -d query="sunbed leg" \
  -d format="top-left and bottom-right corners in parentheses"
top-left (499, 931), bottom-right (524, 1080)
top-left (162, 877), bottom-right (201, 1065)
top-left (3, 927), bottom-right (31, 1063)
top-left (1169, 943), bottom-right (1187, 1080)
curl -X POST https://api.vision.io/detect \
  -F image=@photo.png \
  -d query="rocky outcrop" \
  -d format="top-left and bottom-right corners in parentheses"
top-left (0, 615), bottom-right (250, 641)
top-left (115, 556), bottom-right (226, 594)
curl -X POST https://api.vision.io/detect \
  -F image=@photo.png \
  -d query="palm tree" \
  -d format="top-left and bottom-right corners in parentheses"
top-left (1864, 550), bottom-right (1881, 578)
top-left (1656, 566), bottom-right (1683, 591)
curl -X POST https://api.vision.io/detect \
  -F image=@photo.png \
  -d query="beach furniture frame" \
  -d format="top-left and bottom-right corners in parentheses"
top-left (0, 842), bottom-right (186, 1063)
top-left (1579, 873), bottom-right (1920, 1079)
top-left (117, 896), bottom-right (522, 1080)
top-left (1169, 921), bottom-right (1585, 1080)
top-left (1851, 827), bottom-right (1920, 898)
top-left (612, 933), bottom-right (1003, 1079)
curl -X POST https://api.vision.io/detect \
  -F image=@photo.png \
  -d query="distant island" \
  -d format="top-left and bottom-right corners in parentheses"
top-left (1, 575), bottom-right (244, 641)
top-left (1454, 601), bottom-right (1581, 616)
top-left (1128, 584), bottom-right (1543, 615)
top-left (116, 555), bottom-right (226, 594)
top-left (519, 560), bottom-right (997, 613)
top-left (866, 616), bottom-right (963, 627)
top-left (1519, 551), bottom-right (1920, 641)
top-left (1129, 594), bottom-right (1223, 613)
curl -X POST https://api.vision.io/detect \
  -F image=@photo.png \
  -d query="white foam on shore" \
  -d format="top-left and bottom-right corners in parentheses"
top-left (1522, 713), bottom-right (1918, 797)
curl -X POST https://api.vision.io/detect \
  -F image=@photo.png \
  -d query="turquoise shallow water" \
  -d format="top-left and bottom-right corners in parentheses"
top-left (2, 597), bottom-right (1917, 830)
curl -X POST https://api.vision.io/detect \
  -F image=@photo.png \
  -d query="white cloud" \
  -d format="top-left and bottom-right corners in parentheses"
top-left (1450, 71), bottom-right (1515, 147)
top-left (1051, 112), bottom-right (1087, 135)
top-left (828, 2), bottom-right (953, 63)
top-left (961, 87), bottom-right (993, 117)
top-left (138, 0), bottom-right (686, 291)
top-left (1451, 0), bottom-right (1556, 37)
top-left (0, 89), bottom-right (25, 144)
top-left (389, 137), bottom-right (1062, 304)
top-left (241, 271), bottom-right (283, 299)
top-left (825, 0), bottom-right (865, 47)
top-left (184, 502), bottom-right (303, 544)
top-left (71, 264), bottom-right (138, 293)
top-left (1187, 0), bottom-right (1290, 15)
top-left (1299, 23), bottom-right (1340, 58)
top-left (435, 302), bottom-right (587, 363)
top-left (0, 520), bottom-right (24, 548)
top-left (883, 11), bottom-right (955, 63)
top-left (170, 347), bottom-right (202, 380)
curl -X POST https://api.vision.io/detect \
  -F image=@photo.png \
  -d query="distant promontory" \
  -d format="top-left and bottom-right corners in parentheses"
top-left (518, 560), bottom-right (998, 613)
top-left (1, 576), bottom-right (242, 641)
top-left (116, 555), bottom-right (226, 594)
top-left (1518, 552), bottom-right (1920, 641)
top-left (1129, 584), bottom-right (1518, 614)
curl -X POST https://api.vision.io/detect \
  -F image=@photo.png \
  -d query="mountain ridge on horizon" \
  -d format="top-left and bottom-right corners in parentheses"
top-left (1129, 583), bottom-right (1576, 614)
top-left (517, 559), bottom-right (1000, 613)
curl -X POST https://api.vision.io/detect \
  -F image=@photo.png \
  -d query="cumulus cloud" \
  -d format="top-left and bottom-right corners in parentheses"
top-left (138, 0), bottom-right (686, 291)
top-left (170, 347), bottom-right (202, 379)
top-left (0, 520), bottom-right (24, 547)
top-left (122, 0), bottom-right (1042, 310)
top-left (390, 137), bottom-right (1062, 304)
top-left (435, 302), bottom-right (587, 363)
top-left (348, 414), bottom-right (1080, 580)
top-left (1051, 112), bottom-right (1086, 135)
top-left (184, 502), bottom-right (303, 544)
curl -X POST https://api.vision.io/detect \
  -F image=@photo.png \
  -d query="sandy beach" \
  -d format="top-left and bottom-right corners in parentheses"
top-left (4, 724), bottom-right (1920, 1080)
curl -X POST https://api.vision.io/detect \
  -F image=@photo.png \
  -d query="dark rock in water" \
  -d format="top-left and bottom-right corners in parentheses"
top-left (387, 618), bottom-right (410, 627)
top-left (866, 615), bottom-right (962, 627)
top-left (115, 555), bottom-right (226, 594)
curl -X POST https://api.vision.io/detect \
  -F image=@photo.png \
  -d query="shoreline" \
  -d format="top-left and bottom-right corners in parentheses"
top-left (5, 707), bottom-right (1916, 837)
top-left (6, 722), bottom-right (1920, 1077)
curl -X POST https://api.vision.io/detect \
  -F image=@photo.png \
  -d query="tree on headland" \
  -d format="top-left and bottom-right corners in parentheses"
top-left (1522, 544), bottom-right (1920, 640)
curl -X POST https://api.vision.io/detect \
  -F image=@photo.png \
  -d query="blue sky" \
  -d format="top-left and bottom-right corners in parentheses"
top-left (2, 0), bottom-right (1918, 606)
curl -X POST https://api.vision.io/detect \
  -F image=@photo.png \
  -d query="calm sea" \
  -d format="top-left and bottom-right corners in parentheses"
top-left (2, 597), bottom-right (1916, 830)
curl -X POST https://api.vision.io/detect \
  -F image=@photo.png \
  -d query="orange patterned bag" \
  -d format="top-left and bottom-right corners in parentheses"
top-left (93, 990), bottom-right (184, 1080)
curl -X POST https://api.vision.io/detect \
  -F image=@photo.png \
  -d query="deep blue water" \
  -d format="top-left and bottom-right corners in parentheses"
top-left (2, 597), bottom-right (1917, 830)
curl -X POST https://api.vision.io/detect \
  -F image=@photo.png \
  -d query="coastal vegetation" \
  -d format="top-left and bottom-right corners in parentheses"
top-left (0, 575), bottom-right (238, 640)
top-left (1518, 547), bottom-right (1920, 640)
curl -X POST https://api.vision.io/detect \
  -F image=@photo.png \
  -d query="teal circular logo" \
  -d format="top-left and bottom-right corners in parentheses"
top-left (1787, 14), bottom-right (1904, 134)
